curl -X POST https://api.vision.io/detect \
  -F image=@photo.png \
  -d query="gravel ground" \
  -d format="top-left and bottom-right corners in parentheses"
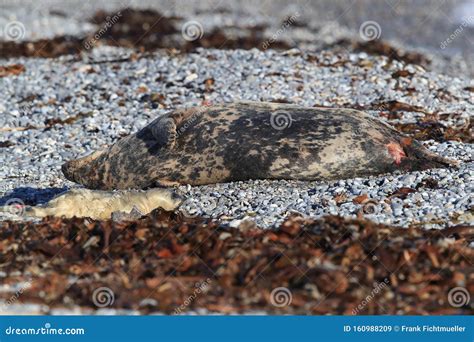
top-left (0, 0), bottom-right (473, 316)
top-left (1, 47), bottom-right (473, 227)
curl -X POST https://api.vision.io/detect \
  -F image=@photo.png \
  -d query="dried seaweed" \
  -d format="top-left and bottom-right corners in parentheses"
top-left (0, 9), bottom-right (290, 59)
top-left (350, 100), bottom-right (473, 144)
top-left (0, 64), bottom-right (25, 77)
top-left (0, 211), bottom-right (472, 314)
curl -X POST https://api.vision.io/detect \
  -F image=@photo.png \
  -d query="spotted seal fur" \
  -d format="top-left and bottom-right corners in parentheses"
top-left (62, 101), bottom-right (456, 190)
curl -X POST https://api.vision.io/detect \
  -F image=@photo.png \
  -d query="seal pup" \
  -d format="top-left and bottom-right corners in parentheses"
top-left (1, 188), bottom-right (183, 220)
top-left (62, 101), bottom-right (456, 190)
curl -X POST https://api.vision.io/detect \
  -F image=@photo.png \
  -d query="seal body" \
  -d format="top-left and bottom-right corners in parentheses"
top-left (21, 188), bottom-right (182, 220)
top-left (62, 101), bottom-right (455, 190)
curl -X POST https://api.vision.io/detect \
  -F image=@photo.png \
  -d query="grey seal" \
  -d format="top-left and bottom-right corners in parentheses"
top-left (62, 101), bottom-right (456, 190)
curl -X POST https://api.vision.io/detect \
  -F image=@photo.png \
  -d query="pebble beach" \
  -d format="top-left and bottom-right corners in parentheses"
top-left (1, 47), bottom-right (472, 227)
top-left (0, 0), bottom-right (473, 315)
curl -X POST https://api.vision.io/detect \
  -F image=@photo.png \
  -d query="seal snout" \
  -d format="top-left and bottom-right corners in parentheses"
top-left (61, 160), bottom-right (77, 182)
top-left (61, 149), bottom-right (106, 186)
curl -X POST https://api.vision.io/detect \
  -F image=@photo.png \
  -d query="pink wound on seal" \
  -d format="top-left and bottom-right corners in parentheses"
top-left (386, 142), bottom-right (406, 165)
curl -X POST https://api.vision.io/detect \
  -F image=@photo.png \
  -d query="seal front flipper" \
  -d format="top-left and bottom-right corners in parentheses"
top-left (150, 106), bottom-right (204, 148)
top-left (151, 117), bottom-right (177, 149)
